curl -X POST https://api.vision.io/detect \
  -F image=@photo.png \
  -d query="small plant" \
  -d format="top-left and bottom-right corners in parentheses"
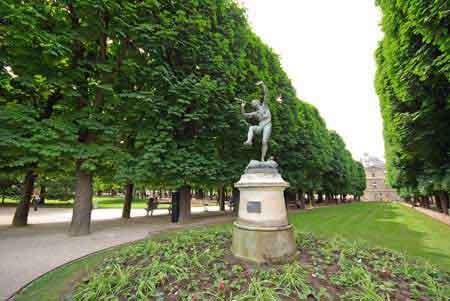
top-left (275, 263), bottom-right (314, 299)
top-left (235, 277), bottom-right (279, 300)
top-left (71, 229), bottom-right (450, 301)
top-left (416, 274), bottom-right (450, 300)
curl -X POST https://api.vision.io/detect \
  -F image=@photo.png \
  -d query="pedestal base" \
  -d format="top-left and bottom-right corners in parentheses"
top-left (232, 222), bottom-right (297, 263)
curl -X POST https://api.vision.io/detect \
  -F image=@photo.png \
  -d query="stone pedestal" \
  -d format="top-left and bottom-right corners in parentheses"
top-left (232, 160), bottom-right (297, 263)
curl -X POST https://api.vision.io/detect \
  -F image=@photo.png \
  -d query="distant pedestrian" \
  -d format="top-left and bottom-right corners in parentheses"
top-left (32, 194), bottom-right (40, 211)
top-left (203, 197), bottom-right (209, 212)
top-left (146, 197), bottom-right (155, 216)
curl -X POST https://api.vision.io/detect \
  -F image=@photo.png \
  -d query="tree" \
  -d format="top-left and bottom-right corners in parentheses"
top-left (1, 0), bottom-right (368, 235)
top-left (376, 0), bottom-right (450, 213)
top-left (0, 6), bottom-right (76, 225)
top-left (1, 1), bottom-right (148, 233)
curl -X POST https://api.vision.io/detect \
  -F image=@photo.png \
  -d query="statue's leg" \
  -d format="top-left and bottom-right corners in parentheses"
top-left (261, 123), bottom-right (272, 161)
top-left (244, 126), bottom-right (258, 145)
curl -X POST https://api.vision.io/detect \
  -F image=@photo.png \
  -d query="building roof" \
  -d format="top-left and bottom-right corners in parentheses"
top-left (361, 153), bottom-right (385, 168)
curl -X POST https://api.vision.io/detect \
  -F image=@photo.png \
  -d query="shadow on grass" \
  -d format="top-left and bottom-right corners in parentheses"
top-left (289, 202), bottom-right (450, 271)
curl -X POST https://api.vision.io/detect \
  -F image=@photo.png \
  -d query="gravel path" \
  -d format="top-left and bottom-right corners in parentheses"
top-left (0, 206), bottom-right (223, 225)
top-left (0, 209), bottom-right (232, 300)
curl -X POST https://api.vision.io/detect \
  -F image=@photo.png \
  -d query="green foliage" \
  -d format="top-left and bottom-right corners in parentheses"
top-left (279, 101), bottom-right (365, 197)
top-left (39, 175), bottom-right (75, 201)
top-left (0, 174), bottom-right (20, 200)
top-left (375, 0), bottom-right (450, 197)
top-left (1, 0), bottom-right (365, 223)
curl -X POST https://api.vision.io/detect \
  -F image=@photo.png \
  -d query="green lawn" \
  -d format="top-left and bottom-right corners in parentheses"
top-left (1, 197), bottom-right (73, 207)
top-left (93, 197), bottom-right (150, 209)
top-left (290, 201), bottom-right (450, 270)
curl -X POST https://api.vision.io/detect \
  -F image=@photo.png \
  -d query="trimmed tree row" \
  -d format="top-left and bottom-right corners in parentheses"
top-left (375, 0), bottom-right (450, 214)
top-left (0, 0), bottom-right (365, 235)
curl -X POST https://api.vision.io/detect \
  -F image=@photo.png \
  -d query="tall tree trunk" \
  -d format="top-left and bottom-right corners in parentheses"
top-left (69, 160), bottom-right (93, 236)
top-left (171, 191), bottom-right (180, 222)
top-left (308, 191), bottom-right (315, 207)
top-left (297, 190), bottom-right (305, 209)
top-left (218, 184), bottom-right (225, 211)
top-left (435, 195), bottom-right (442, 212)
top-left (440, 192), bottom-right (449, 215)
top-left (317, 192), bottom-right (323, 203)
top-left (178, 185), bottom-right (191, 223)
top-left (232, 188), bottom-right (240, 216)
top-left (285, 190), bottom-right (296, 208)
top-left (40, 185), bottom-right (46, 205)
top-left (122, 183), bottom-right (133, 219)
top-left (12, 170), bottom-right (35, 227)
top-left (419, 196), bottom-right (427, 208)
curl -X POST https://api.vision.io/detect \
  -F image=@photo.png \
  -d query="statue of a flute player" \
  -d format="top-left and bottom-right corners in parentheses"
top-left (236, 81), bottom-right (272, 162)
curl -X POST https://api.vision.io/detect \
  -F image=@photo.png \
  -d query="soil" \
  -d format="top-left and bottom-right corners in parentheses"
top-left (71, 231), bottom-right (450, 300)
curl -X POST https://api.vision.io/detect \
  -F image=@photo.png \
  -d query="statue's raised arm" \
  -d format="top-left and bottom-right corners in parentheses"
top-left (236, 98), bottom-right (257, 118)
top-left (256, 81), bottom-right (269, 107)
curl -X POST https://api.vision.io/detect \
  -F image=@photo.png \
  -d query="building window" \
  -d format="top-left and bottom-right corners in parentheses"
top-left (372, 173), bottom-right (375, 177)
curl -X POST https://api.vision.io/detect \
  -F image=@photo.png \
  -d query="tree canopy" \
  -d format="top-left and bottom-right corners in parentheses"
top-left (376, 0), bottom-right (449, 213)
top-left (1, 0), bottom-right (366, 234)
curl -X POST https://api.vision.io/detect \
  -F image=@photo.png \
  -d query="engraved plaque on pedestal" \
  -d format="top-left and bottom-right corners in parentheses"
top-left (247, 201), bottom-right (261, 213)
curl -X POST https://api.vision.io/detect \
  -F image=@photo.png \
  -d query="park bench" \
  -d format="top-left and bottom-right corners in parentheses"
top-left (146, 198), bottom-right (172, 216)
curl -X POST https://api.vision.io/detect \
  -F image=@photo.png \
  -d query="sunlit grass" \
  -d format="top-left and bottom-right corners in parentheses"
top-left (290, 202), bottom-right (450, 270)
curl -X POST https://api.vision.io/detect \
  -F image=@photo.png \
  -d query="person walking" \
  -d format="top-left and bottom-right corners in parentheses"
top-left (203, 197), bottom-right (209, 212)
top-left (146, 197), bottom-right (155, 216)
top-left (32, 193), bottom-right (40, 211)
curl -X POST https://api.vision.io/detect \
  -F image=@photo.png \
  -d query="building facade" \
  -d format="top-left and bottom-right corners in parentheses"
top-left (361, 154), bottom-right (401, 201)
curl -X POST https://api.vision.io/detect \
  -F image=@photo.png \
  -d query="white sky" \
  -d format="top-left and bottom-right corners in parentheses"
top-left (239, 0), bottom-right (385, 161)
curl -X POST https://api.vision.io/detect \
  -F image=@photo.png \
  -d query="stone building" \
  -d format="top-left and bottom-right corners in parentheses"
top-left (361, 154), bottom-right (401, 201)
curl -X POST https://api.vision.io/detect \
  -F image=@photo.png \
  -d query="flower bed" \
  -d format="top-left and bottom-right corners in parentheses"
top-left (72, 229), bottom-right (449, 300)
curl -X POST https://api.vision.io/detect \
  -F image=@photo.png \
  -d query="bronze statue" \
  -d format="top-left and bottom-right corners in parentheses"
top-left (236, 81), bottom-right (272, 162)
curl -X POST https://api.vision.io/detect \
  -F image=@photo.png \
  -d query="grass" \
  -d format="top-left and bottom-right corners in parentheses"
top-left (17, 227), bottom-right (450, 300)
top-left (93, 197), bottom-right (154, 209)
top-left (12, 202), bottom-right (450, 300)
top-left (1, 197), bottom-right (73, 208)
top-left (290, 202), bottom-right (450, 270)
